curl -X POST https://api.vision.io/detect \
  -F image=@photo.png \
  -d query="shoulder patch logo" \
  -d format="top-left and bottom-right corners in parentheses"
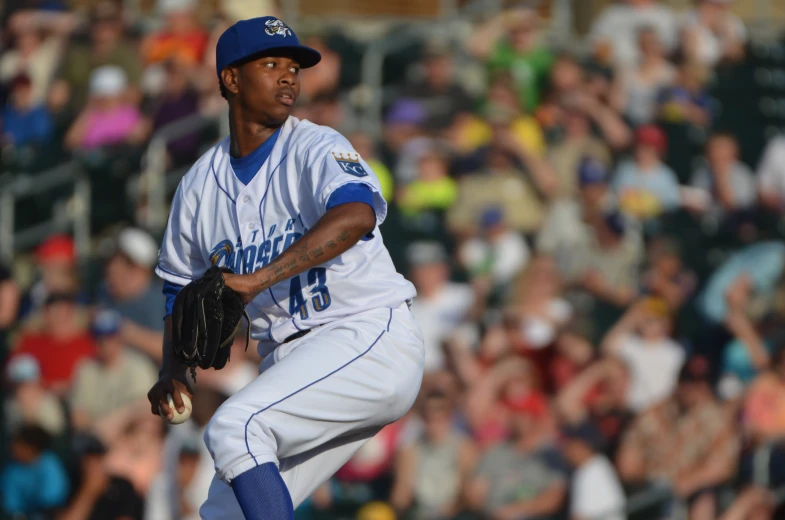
top-left (265, 19), bottom-right (292, 37)
top-left (332, 152), bottom-right (368, 177)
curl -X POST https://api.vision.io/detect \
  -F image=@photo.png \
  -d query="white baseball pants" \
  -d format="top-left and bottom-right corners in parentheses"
top-left (199, 302), bottom-right (424, 518)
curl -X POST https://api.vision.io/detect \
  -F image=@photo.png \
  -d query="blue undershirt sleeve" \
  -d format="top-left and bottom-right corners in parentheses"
top-left (163, 280), bottom-right (184, 318)
top-left (326, 183), bottom-right (376, 241)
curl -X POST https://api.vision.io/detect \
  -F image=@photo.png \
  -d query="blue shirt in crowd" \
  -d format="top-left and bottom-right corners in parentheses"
top-left (2, 104), bottom-right (53, 148)
top-left (698, 241), bottom-right (785, 323)
top-left (613, 159), bottom-right (682, 212)
top-left (1, 452), bottom-right (69, 514)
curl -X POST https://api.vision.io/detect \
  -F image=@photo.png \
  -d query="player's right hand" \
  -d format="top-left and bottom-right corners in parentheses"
top-left (147, 373), bottom-right (193, 420)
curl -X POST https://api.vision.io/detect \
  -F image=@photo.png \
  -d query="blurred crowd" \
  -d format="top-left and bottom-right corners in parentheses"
top-left (4, 0), bottom-right (785, 519)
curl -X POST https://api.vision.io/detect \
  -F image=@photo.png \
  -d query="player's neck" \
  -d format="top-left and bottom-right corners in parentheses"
top-left (228, 111), bottom-right (283, 159)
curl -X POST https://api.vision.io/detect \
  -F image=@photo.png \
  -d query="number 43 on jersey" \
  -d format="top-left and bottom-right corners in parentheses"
top-left (289, 267), bottom-right (331, 319)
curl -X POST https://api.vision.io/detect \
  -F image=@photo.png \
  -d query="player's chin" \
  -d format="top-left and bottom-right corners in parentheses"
top-left (266, 104), bottom-right (294, 125)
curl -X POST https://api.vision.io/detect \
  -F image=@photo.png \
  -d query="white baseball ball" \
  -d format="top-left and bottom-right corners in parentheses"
top-left (159, 392), bottom-right (192, 425)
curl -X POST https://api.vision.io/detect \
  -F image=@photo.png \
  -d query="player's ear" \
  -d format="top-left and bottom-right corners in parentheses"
top-left (221, 66), bottom-right (240, 97)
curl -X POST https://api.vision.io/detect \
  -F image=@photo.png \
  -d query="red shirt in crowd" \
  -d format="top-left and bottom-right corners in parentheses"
top-left (13, 332), bottom-right (96, 389)
top-left (335, 423), bottom-right (401, 482)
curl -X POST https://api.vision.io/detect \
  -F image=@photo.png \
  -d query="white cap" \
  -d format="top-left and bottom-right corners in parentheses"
top-left (158, 0), bottom-right (196, 14)
top-left (6, 354), bottom-right (41, 383)
top-left (89, 65), bottom-right (128, 97)
top-left (117, 227), bottom-right (158, 269)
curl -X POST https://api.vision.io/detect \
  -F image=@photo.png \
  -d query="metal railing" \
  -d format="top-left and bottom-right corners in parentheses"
top-left (0, 161), bottom-right (91, 264)
top-left (137, 111), bottom-right (225, 233)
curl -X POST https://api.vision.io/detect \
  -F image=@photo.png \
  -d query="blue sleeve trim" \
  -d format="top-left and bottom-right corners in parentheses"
top-left (326, 183), bottom-right (375, 211)
top-left (163, 280), bottom-right (184, 318)
top-left (326, 183), bottom-right (376, 241)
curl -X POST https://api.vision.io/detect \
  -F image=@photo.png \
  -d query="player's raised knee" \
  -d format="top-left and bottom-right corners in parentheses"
top-left (204, 402), bottom-right (279, 475)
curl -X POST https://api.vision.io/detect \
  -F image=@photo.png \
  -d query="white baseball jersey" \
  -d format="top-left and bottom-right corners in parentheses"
top-left (155, 116), bottom-right (416, 357)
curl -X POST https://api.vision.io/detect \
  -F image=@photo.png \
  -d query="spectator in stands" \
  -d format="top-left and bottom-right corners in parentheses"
top-left (505, 256), bottom-right (572, 375)
top-left (590, 0), bottom-right (678, 66)
top-left (194, 16), bottom-right (233, 117)
top-left (328, 422), bottom-right (404, 506)
top-left (556, 357), bottom-right (633, 460)
top-left (19, 235), bottom-right (88, 332)
top-left (546, 54), bottom-right (585, 106)
top-left (682, 0), bottom-right (746, 67)
top-left (697, 241), bottom-right (785, 328)
top-left (538, 158), bottom-right (616, 276)
top-left (448, 121), bottom-right (556, 235)
top-left (544, 106), bottom-right (612, 198)
top-left (743, 347), bottom-right (785, 442)
top-left (4, 354), bottom-right (66, 437)
top-left (657, 60), bottom-right (713, 128)
top-left (141, 0), bottom-right (209, 68)
top-left (468, 8), bottom-right (553, 112)
top-left (618, 356), bottom-right (738, 520)
top-left (149, 58), bottom-right (202, 166)
top-left (539, 60), bottom-right (632, 154)
top-left (640, 237), bottom-right (697, 310)
top-left (390, 390), bottom-right (477, 518)
top-left (614, 125), bottom-right (681, 220)
top-left (100, 410), bottom-right (165, 497)
top-left (0, 425), bottom-right (69, 515)
top-left (69, 310), bottom-right (157, 430)
top-left (689, 132), bottom-right (756, 219)
top-left (60, 433), bottom-right (143, 520)
top-left (348, 132), bottom-right (394, 201)
top-left (1, 73), bottom-right (53, 149)
top-left (0, 16), bottom-right (64, 105)
top-left (304, 91), bottom-right (349, 132)
top-left (407, 242), bottom-right (474, 373)
top-left (192, 332), bottom-right (259, 396)
top-left (24, 235), bottom-right (81, 320)
top-left (49, 1), bottom-right (141, 115)
top-left (0, 263), bottom-right (20, 354)
top-left (64, 66), bottom-right (150, 152)
top-left (146, 388), bottom-right (226, 520)
top-left (402, 39), bottom-right (475, 131)
top-left (397, 143), bottom-right (458, 216)
top-left (99, 227), bottom-right (165, 361)
top-left (756, 135), bottom-right (785, 213)
top-left (719, 314), bottom-right (778, 391)
top-left (382, 99), bottom-right (429, 184)
top-left (601, 297), bottom-right (685, 412)
top-left (458, 207), bottom-right (531, 294)
top-left (13, 292), bottom-right (95, 395)
top-left (561, 421), bottom-right (626, 520)
top-left (466, 392), bottom-right (567, 519)
top-left (298, 35), bottom-right (342, 103)
top-left (575, 210), bottom-right (643, 308)
top-left (453, 75), bottom-right (546, 159)
top-left (613, 26), bottom-right (676, 127)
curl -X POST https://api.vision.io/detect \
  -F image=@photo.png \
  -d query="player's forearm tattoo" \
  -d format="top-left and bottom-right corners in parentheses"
top-left (250, 204), bottom-right (373, 294)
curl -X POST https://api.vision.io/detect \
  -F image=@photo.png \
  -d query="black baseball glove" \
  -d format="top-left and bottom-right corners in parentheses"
top-left (171, 266), bottom-right (250, 382)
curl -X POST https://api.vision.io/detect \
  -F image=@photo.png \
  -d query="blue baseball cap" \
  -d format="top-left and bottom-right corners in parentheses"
top-left (92, 309), bottom-right (122, 337)
top-left (215, 17), bottom-right (321, 78)
top-left (480, 207), bottom-right (504, 229)
top-left (578, 157), bottom-right (608, 187)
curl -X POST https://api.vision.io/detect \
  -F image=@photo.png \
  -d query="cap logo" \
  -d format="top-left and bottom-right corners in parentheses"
top-left (265, 19), bottom-right (292, 37)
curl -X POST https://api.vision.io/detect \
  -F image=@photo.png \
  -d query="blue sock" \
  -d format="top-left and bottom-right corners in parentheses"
top-left (230, 462), bottom-right (294, 520)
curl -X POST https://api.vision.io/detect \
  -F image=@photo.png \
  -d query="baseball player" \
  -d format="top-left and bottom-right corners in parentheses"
top-left (146, 16), bottom-right (425, 519)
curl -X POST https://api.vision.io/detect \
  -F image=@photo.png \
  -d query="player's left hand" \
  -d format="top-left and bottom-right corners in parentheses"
top-left (222, 272), bottom-right (258, 304)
